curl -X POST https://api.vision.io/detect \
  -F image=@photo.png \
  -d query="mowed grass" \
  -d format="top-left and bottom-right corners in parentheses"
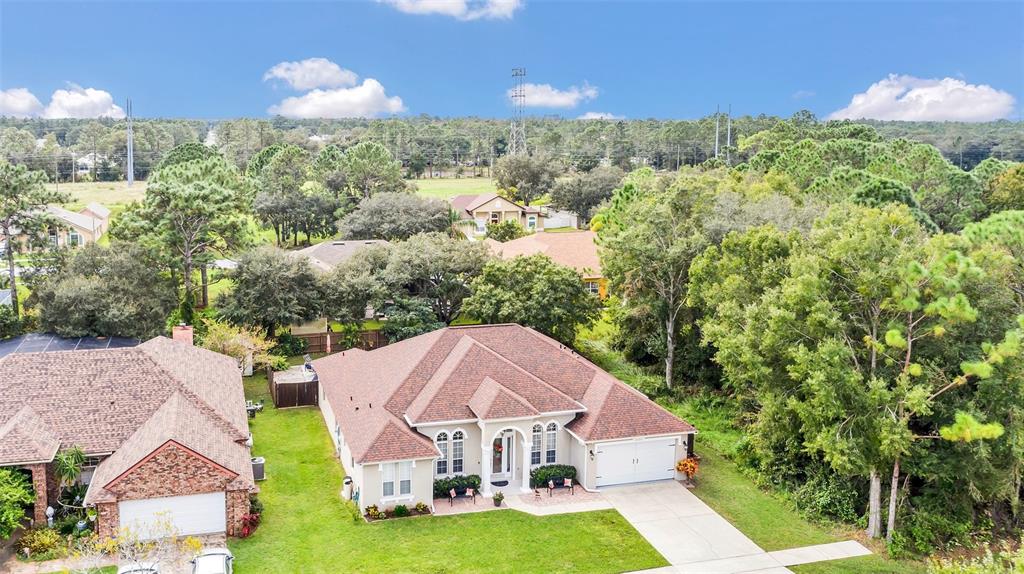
top-left (413, 177), bottom-right (495, 199)
top-left (230, 371), bottom-right (666, 574)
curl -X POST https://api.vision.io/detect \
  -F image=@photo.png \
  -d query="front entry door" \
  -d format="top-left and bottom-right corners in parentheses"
top-left (492, 431), bottom-right (514, 479)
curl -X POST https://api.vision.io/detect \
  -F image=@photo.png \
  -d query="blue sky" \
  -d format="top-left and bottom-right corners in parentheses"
top-left (1, 1), bottom-right (1022, 120)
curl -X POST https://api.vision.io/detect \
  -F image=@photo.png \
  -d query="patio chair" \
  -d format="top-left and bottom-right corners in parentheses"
top-left (449, 488), bottom-right (457, 506)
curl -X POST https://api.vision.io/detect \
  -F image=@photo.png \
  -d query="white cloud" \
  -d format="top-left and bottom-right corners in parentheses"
top-left (0, 88), bottom-right (44, 118)
top-left (791, 90), bottom-right (816, 100)
top-left (268, 79), bottom-right (405, 118)
top-left (577, 112), bottom-right (622, 120)
top-left (380, 0), bottom-right (522, 20)
top-left (828, 74), bottom-right (1015, 122)
top-left (43, 85), bottom-right (125, 119)
top-left (510, 82), bottom-right (598, 109)
top-left (263, 58), bottom-right (358, 91)
top-left (1, 85), bottom-right (124, 119)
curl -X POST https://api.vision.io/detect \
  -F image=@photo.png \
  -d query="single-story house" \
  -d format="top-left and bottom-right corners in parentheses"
top-left (293, 239), bottom-right (390, 273)
top-left (449, 193), bottom-right (546, 236)
top-left (490, 230), bottom-right (608, 298)
top-left (0, 328), bottom-right (255, 540)
top-left (313, 324), bottom-right (695, 513)
top-left (9, 203), bottom-right (111, 250)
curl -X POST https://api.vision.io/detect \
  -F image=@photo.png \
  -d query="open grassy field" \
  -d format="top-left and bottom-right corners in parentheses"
top-left (412, 177), bottom-right (495, 199)
top-left (53, 181), bottom-right (147, 211)
top-left (230, 368), bottom-right (666, 574)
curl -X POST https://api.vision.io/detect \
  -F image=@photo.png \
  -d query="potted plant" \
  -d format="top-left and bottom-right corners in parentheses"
top-left (676, 457), bottom-right (700, 486)
top-left (492, 491), bottom-right (505, 507)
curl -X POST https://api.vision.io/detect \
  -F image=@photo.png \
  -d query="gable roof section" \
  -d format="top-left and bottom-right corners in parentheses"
top-left (492, 231), bottom-right (602, 277)
top-left (468, 377), bottom-right (540, 420)
top-left (448, 193), bottom-right (541, 218)
top-left (84, 392), bottom-right (253, 504)
top-left (47, 205), bottom-right (99, 232)
top-left (315, 324), bottom-right (696, 463)
top-left (82, 203), bottom-right (111, 219)
top-left (0, 407), bottom-right (60, 465)
top-left (566, 372), bottom-right (696, 442)
top-left (0, 337), bottom-right (247, 466)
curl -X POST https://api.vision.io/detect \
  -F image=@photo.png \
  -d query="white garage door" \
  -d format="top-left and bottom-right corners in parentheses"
top-left (119, 492), bottom-right (226, 539)
top-left (596, 437), bottom-right (677, 487)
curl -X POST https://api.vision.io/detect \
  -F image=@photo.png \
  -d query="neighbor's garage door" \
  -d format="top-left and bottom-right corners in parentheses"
top-left (119, 492), bottom-right (226, 539)
top-left (595, 437), bottom-right (677, 487)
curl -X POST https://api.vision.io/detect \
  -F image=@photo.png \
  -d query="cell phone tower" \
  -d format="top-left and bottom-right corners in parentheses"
top-left (508, 68), bottom-right (527, 156)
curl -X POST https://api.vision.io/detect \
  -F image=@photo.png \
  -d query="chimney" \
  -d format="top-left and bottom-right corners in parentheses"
top-left (172, 324), bottom-right (194, 346)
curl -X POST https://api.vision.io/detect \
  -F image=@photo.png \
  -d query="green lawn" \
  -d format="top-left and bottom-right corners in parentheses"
top-left (413, 177), bottom-right (495, 199)
top-left (231, 371), bottom-right (666, 574)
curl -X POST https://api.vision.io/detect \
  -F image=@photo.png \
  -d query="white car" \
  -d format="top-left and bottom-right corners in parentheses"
top-left (116, 563), bottom-right (160, 574)
top-left (191, 548), bottom-right (234, 574)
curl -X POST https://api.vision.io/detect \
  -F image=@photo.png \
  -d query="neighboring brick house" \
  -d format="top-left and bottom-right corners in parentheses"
top-left (489, 230), bottom-right (608, 298)
top-left (449, 193), bottom-right (545, 236)
top-left (313, 324), bottom-right (695, 514)
top-left (0, 332), bottom-right (255, 540)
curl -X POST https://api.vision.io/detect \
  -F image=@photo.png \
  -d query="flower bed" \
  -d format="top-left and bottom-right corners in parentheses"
top-left (365, 502), bottom-right (432, 521)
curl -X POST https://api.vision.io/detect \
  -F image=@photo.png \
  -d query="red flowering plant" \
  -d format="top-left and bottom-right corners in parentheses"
top-left (240, 513), bottom-right (262, 537)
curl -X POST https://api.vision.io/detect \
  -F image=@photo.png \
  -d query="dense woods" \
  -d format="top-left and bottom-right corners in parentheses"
top-left (594, 117), bottom-right (1024, 557)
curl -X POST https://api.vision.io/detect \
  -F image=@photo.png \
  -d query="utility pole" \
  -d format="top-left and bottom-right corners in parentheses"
top-left (509, 68), bottom-right (527, 156)
top-left (725, 104), bottom-right (732, 165)
top-left (714, 105), bottom-right (720, 159)
top-left (125, 98), bottom-right (135, 186)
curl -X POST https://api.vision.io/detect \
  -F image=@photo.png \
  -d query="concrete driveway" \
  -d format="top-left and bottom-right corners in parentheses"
top-left (603, 481), bottom-right (869, 574)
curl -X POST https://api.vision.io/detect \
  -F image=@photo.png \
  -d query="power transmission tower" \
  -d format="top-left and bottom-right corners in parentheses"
top-left (126, 98), bottom-right (135, 186)
top-left (508, 68), bottom-right (527, 156)
top-left (714, 104), bottom-right (720, 159)
top-left (726, 104), bottom-right (732, 165)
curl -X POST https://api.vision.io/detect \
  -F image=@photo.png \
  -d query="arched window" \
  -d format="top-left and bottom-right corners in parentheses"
top-left (545, 422), bottom-right (557, 464)
top-left (531, 424), bottom-right (542, 465)
top-left (435, 432), bottom-right (449, 475)
top-left (451, 430), bottom-right (465, 474)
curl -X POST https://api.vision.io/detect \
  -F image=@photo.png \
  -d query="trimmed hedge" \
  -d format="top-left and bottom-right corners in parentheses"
top-left (433, 474), bottom-right (482, 498)
top-left (529, 464), bottom-right (577, 488)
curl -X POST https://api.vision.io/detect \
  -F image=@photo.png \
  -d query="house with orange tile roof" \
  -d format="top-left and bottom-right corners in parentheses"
top-left (489, 230), bottom-right (608, 298)
top-left (312, 324), bottom-right (695, 513)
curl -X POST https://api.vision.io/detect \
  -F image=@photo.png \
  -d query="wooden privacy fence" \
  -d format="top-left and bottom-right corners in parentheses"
top-left (291, 330), bottom-right (387, 354)
top-left (267, 368), bottom-right (319, 408)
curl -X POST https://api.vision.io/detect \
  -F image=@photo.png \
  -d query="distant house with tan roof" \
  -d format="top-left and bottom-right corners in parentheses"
top-left (449, 192), bottom-right (545, 236)
top-left (7, 203), bottom-right (111, 251)
top-left (490, 230), bottom-right (608, 298)
top-left (313, 324), bottom-right (695, 513)
top-left (0, 333), bottom-right (255, 540)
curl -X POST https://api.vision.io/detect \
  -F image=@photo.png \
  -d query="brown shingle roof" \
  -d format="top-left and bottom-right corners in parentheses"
top-left (84, 392), bottom-right (254, 504)
top-left (0, 407), bottom-right (60, 464)
top-left (491, 231), bottom-right (602, 277)
top-left (314, 324), bottom-right (695, 463)
top-left (0, 337), bottom-right (248, 466)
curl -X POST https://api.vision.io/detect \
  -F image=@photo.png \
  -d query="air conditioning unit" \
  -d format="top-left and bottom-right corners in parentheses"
top-left (251, 457), bottom-right (265, 481)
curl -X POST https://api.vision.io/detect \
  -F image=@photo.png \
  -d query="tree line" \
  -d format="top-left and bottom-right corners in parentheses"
top-left (594, 118), bottom-right (1024, 556)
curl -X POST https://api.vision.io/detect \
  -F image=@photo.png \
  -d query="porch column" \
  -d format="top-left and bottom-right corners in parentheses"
top-left (481, 444), bottom-right (492, 497)
top-left (520, 437), bottom-right (532, 493)
top-left (27, 463), bottom-right (49, 525)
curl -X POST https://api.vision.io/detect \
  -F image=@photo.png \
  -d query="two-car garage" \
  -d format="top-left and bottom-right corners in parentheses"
top-left (594, 436), bottom-right (680, 487)
top-left (118, 492), bottom-right (227, 540)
